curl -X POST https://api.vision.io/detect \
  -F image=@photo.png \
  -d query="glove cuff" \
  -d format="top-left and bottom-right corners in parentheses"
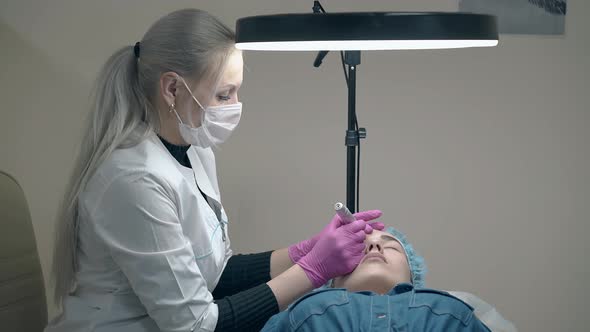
top-left (288, 244), bottom-right (305, 263)
top-left (296, 258), bottom-right (327, 288)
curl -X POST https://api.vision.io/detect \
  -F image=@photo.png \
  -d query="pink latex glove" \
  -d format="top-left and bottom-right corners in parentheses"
top-left (288, 210), bottom-right (383, 263)
top-left (297, 219), bottom-right (370, 288)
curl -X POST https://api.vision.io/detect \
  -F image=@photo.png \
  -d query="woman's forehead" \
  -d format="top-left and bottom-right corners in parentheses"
top-left (195, 52), bottom-right (242, 97)
top-left (219, 51), bottom-right (243, 86)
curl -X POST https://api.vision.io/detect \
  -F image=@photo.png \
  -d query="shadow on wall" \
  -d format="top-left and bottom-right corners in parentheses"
top-left (459, 0), bottom-right (567, 34)
top-left (0, 20), bottom-right (91, 320)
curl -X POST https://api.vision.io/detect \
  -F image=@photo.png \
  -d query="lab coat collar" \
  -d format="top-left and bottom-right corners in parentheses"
top-left (187, 146), bottom-right (221, 205)
top-left (150, 134), bottom-right (221, 206)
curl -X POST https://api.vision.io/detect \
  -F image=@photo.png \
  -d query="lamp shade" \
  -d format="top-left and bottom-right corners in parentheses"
top-left (235, 12), bottom-right (498, 51)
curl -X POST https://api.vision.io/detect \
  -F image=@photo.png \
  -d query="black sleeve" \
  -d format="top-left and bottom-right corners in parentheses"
top-left (214, 283), bottom-right (279, 332)
top-left (212, 251), bottom-right (273, 299)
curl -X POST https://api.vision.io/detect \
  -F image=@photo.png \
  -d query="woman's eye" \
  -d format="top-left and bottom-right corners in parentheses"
top-left (384, 247), bottom-right (399, 251)
top-left (217, 95), bottom-right (231, 101)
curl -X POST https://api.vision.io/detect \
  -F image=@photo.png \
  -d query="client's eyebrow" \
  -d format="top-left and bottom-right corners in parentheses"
top-left (381, 235), bottom-right (398, 243)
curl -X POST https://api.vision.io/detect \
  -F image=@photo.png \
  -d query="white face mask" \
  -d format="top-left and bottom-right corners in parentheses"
top-left (172, 77), bottom-right (242, 148)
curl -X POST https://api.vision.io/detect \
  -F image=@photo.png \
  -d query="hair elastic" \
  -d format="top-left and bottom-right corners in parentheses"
top-left (133, 42), bottom-right (141, 58)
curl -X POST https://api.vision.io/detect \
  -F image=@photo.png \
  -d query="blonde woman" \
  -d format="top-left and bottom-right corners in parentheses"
top-left (46, 9), bottom-right (383, 332)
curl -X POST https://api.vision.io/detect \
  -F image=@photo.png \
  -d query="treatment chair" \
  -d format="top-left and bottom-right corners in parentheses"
top-left (0, 170), bottom-right (47, 331)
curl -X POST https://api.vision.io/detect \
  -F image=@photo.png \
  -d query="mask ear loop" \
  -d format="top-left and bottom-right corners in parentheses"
top-left (178, 76), bottom-right (206, 110)
top-left (178, 76), bottom-right (211, 134)
top-left (169, 103), bottom-right (185, 125)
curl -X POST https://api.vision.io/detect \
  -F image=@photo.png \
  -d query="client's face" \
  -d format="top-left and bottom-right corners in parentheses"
top-left (332, 229), bottom-right (411, 294)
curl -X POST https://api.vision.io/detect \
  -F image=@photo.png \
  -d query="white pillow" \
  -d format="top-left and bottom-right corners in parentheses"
top-left (447, 291), bottom-right (517, 332)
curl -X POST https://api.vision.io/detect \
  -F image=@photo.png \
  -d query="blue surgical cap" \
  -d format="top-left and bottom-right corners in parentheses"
top-left (385, 226), bottom-right (427, 288)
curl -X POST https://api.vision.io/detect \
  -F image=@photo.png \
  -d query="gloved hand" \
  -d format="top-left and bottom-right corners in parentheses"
top-left (296, 219), bottom-right (371, 288)
top-left (288, 210), bottom-right (383, 263)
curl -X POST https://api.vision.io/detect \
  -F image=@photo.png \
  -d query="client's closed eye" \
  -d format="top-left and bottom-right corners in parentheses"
top-left (384, 247), bottom-right (400, 252)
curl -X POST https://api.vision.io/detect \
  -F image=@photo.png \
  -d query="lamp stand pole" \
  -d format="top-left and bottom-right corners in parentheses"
top-left (344, 51), bottom-right (364, 213)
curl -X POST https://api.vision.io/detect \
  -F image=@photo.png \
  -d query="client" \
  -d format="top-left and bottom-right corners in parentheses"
top-left (262, 226), bottom-right (515, 331)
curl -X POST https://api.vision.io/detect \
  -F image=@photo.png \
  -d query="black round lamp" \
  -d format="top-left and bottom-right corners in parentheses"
top-left (235, 3), bottom-right (498, 212)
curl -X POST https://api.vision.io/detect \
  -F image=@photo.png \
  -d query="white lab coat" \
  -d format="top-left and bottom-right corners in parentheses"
top-left (46, 134), bottom-right (233, 332)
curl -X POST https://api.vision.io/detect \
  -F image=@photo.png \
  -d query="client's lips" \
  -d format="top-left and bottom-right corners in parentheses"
top-left (361, 252), bottom-right (387, 264)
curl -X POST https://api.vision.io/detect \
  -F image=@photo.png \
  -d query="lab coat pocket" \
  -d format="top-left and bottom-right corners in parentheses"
top-left (194, 213), bottom-right (228, 290)
top-left (190, 213), bottom-right (220, 259)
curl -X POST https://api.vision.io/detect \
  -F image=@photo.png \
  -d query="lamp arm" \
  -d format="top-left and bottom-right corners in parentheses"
top-left (312, 1), bottom-right (326, 14)
top-left (312, 1), bottom-right (329, 67)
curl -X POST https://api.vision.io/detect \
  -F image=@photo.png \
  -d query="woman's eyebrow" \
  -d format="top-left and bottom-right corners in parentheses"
top-left (217, 84), bottom-right (236, 90)
top-left (218, 82), bottom-right (242, 90)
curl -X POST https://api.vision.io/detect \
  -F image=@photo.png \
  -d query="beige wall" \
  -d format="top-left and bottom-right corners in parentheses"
top-left (1, 0), bottom-right (588, 331)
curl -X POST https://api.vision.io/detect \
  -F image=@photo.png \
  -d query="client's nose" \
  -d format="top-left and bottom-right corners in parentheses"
top-left (365, 243), bottom-right (383, 254)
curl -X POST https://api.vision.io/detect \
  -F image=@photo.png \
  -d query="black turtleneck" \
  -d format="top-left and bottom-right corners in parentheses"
top-left (158, 135), bottom-right (191, 168)
top-left (157, 136), bottom-right (279, 331)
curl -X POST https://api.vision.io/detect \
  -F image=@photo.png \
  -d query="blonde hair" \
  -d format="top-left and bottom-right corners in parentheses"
top-left (52, 8), bottom-right (235, 306)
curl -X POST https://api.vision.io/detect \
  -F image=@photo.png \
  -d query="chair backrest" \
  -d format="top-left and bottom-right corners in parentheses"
top-left (447, 290), bottom-right (518, 332)
top-left (0, 171), bottom-right (48, 332)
